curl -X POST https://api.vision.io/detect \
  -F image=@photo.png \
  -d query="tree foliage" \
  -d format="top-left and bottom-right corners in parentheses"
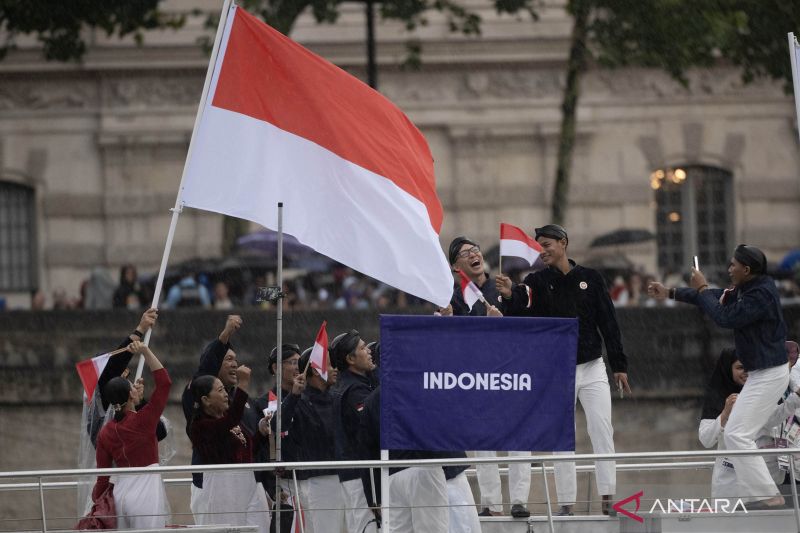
top-left (3, 0), bottom-right (798, 231)
top-left (549, 0), bottom-right (800, 224)
top-left (0, 0), bottom-right (184, 61)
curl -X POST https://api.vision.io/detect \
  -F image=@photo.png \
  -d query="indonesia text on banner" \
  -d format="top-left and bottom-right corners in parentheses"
top-left (380, 315), bottom-right (577, 451)
top-left (180, 4), bottom-right (452, 307)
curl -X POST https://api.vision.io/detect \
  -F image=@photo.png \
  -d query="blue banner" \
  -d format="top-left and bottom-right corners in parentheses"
top-left (380, 315), bottom-right (577, 452)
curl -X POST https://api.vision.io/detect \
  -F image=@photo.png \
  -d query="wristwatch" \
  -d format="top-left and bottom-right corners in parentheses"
top-left (132, 330), bottom-right (145, 339)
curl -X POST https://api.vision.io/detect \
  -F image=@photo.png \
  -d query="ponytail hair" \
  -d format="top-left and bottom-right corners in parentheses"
top-left (103, 377), bottom-right (132, 422)
top-left (189, 375), bottom-right (217, 432)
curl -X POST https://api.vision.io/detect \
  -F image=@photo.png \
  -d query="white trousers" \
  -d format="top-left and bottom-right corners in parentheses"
top-left (298, 475), bottom-right (345, 533)
top-left (724, 363), bottom-right (789, 502)
top-left (446, 472), bottom-right (481, 533)
top-left (111, 467), bottom-right (169, 529)
top-left (341, 478), bottom-right (377, 533)
top-left (474, 450), bottom-right (531, 510)
top-left (554, 358), bottom-right (616, 505)
top-left (195, 471), bottom-right (271, 533)
top-left (388, 466), bottom-right (449, 533)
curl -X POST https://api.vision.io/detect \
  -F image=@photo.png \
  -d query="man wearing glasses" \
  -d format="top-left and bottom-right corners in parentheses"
top-left (440, 237), bottom-right (532, 519)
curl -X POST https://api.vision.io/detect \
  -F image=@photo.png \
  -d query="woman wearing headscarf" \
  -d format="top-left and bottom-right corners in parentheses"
top-left (92, 341), bottom-right (171, 529)
top-left (189, 364), bottom-right (271, 533)
top-left (650, 244), bottom-right (789, 508)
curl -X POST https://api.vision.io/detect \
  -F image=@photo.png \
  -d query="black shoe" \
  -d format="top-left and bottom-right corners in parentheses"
top-left (556, 505), bottom-right (574, 516)
top-left (478, 507), bottom-right (493, 517)
top-left (747, 498), bottom-right (787, 511)
top-left (511, 504), bottom-right (531, 518)
top-left (602, 495), bottom-right (617, 516)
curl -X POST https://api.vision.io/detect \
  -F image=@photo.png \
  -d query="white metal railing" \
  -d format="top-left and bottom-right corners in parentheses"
top-left (1, 448), bottom-right (798, 533)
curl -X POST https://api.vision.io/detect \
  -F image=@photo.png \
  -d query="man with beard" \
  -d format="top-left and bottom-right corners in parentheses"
top-left (649, 244), bottom-right (789, 509)
top-left (330, 330), bottom-right (378, 533)
top-left (441, 236), bottom-right (531, 518)
top-left (496, 224), bottom-right (629, 516)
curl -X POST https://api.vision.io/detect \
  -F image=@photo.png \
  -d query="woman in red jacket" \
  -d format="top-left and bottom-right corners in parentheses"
top-left (93, 341), bottom-right (172, 528)
top-left (189, 364), bottom-right (270, 533)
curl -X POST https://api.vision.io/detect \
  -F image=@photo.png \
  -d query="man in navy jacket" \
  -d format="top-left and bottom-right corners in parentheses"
top-left (649, 244), bottom-right (789, 508)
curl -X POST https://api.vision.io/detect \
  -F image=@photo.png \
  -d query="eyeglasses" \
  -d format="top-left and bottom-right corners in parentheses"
top-left (283, 359), bottom-right (299, 367)
top-left (456, 246), bottom-right (481, 259)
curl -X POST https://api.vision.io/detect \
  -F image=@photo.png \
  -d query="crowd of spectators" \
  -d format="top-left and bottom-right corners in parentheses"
top-left (18, 256), bottom-right (800, 311)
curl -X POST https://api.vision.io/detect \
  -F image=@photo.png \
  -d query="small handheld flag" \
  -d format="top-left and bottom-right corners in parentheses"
top-left (499, 223), bottom-right (542, 268)
top-left (308, 321), bottom-right (329, 381)
top-left (457, 269), bottom-right (486, 311)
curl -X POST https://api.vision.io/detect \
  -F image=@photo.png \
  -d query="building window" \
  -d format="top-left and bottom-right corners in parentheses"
top-left (652, 166), bottom-right (732, 282)
top-left (0, 181), bottom-right (36, 291)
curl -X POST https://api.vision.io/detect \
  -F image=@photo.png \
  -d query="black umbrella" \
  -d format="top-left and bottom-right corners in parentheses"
top-left (590, 228), bottom-right (655, 248)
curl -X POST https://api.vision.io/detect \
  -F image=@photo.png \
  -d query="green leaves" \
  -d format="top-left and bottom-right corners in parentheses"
top-left (0, 0), bottom-right (184, 61)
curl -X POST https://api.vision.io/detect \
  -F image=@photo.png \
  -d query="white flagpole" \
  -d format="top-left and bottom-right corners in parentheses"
top-left (789, 33), bottom-right (800, 147)
top-left (135, 0), bottom-right (236, 380)
top-left (275, 202), bottom-right (284, 533)
top-left (381, 449), bottom-right (390, 531)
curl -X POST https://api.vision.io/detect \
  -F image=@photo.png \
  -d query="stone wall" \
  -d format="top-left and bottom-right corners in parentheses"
top-left (2, 306), bottom-right (799, 404)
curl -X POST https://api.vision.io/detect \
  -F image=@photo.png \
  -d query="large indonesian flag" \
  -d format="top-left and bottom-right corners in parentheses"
top-left (180, 4), bottom-right (452, 307)
top-left (75, 352), bottom-right (112, 402)
top-left (500, 223), bottom-right (542, 266)
top-left (309, 321), bottom-right (329, 381)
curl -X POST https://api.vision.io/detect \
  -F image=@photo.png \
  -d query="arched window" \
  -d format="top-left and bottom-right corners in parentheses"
top-left (0, 181), bottom-right (36, 291)
top-left (652, 165), bottom-right (733, 282)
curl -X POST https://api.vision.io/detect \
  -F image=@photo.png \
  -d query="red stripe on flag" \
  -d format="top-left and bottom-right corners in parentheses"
top-left (211, 8), bottom-right (443, 232)
top-left (500, 223), bottom-right (541, 251)
top-left (75, 359), bottom-right (100, 400)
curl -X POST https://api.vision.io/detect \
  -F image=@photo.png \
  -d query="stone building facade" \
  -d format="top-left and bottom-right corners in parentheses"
top-left (1, 0), bottom-right (798, 308)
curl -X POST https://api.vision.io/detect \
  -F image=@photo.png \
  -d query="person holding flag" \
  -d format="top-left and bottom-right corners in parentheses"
top-left (496, 224), bottom-right (629, 516)
top-left (276, 323), bottom-right (345, 533)
top-left (440, 236), bottom-right (532, 519)
top-left (92, 340), bottom-right (171, 529)
top-left (76, 308), bottom-right (171, 517)
top-left (254, 343), bottom-right (306, 530)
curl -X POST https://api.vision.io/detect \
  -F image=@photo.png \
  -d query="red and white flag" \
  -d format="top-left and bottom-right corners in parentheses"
top-left (264, 390), bottom-right (278, 415)
top-left (75, 352), bottom-right (112, 402)
top-left (180, 4), bottom-right (452, 307)
top-left (458, 269), bottom-right (485, 311)
top-left (309, 321), bottom-right (329, 381)
top-left (500, 223), bottom-right (542, 266)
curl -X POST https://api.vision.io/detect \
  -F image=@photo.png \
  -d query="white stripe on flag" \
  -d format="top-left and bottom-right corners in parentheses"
top-left (182, 108), bottom-right (452, 307)
top-left (499, 238), bottom-right (541, 266)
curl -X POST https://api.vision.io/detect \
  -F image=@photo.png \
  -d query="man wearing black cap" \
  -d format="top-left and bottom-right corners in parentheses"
top-left (496, 224), bottom-right (629, 516)
top-left (253, 343), bottom-right (305, 527)
top-left (441, 236), bottom-right (531, 519)
top-left (648, 244), bottom-right (789, 508)
top-left (329, 330), bottom-right (378, 533)
top-left (276, 347), bottom-right (343, 532)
